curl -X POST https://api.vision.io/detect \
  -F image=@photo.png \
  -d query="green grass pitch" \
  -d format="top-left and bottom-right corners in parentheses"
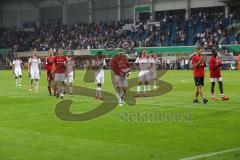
top-left (0, 70), bottom-right (239, 160)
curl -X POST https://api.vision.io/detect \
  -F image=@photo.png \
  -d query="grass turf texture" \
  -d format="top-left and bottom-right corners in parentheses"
top-left (0, 70), bottom-right (239, 160)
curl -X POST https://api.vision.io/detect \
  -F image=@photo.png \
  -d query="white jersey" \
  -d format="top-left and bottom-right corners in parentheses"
top-left (135, 56), bottom-right (150, 71)
top-left (29, 57), bottom-right (41, 72)
top-left (66, 57), bottom-right (75, 76)
top-left (92, 58), bottom-right (106, 78)
top-left (149, 57), bottom-right (158, 71)
top-left (13, 59), bottom-right (22, 71)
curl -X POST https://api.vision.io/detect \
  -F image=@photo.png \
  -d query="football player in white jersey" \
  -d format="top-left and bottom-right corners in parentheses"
top-left (12, 54), bottom-right (23, 87)
top-left (28, 50), bottom-right (41, 93)
top-left (134, 50), bottom-right (150, 97)
top-left (148, 51), bottom-right (158, 90)
top-left (64, 51), bottom-right (75, 96)
top-left (92, 52), bottom-right (106, 100)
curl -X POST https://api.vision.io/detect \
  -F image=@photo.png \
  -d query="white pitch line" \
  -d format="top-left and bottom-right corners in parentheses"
top-left (179, 147), bottom-right (240, 160)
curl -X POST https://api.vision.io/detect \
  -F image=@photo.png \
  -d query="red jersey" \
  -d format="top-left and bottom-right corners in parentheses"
top-left (209, 56), bottom-right (222, 78)
top-left (192, 54), bottom-right (205, 77)
top-left (111, 55), bottom-right (131, 76)
top-left (53, 56), bottom-right (67, 74)
top-left (45, 56), bottom-right (55, 71)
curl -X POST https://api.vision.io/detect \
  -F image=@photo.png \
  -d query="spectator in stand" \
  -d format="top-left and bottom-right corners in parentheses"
top-left (0, 9), bottom-right (240, 52)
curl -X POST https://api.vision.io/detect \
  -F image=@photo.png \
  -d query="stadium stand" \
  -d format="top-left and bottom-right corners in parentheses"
top-left (0, 9), bottom-right (240, 52)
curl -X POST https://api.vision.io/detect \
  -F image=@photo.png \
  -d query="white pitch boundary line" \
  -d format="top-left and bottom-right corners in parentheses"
top-left (179, 147), bottom-right (240, 160)
top-left (0, 93), bottom-right (240, 112)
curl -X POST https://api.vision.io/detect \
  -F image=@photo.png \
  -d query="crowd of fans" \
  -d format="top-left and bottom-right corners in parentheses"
top-left (0, 8), bottom-right (240, 52)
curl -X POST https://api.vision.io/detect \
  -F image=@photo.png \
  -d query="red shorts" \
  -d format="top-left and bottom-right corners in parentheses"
top-left (47, 71), bottom-right (53, 81)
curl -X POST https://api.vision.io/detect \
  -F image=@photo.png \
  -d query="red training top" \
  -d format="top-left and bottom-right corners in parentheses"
top-left (111, 55), bottom-right (131, 76)
top-left (192, 54), bottom-right (205, 77)
top-left (53, 56), bottom-right (67, 74)
top-left (209, 56), bottom-right (222, 78)
top-left (45, 56), bottom-right (55, 71)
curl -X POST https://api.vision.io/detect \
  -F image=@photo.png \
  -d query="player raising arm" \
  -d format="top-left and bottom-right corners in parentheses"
top-left (45, 48), bottom-right (55, 96)
top-left (12, 54), bottom-right (23, 87)
top-left (28, 50), bottom-right (41, 93)
top-left (65, 51), bottom-right (75, 96)
top-left (111, 50), bottom-right (131, 106)
top-left (52, 49), bottom-right (67, 99)
top-left (92, 52), bottom-right (106, 100)
top-left (209, 49), bottom-right (229, 101)
top-left (192, 48), bottom-right (208, 104)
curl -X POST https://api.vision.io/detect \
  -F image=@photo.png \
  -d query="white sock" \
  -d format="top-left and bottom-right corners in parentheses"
top-left (211, 93), bottom-right (215, 98)
top-left (153, 80), bottom-right (157, 88)
top-left (96, 90), bottom-right (98, 97)
top-left (97, 87), bottom-right (102, 97)
top-left (117, 92), bottom-right (122, 104)
top-left (16, 79), bottom-right (19, 86)
top-left (19, 78), bottom-right (22, 85)
top-left (70, 85), bottom-right (73, 94)
top-left (137, 85), bottom-right (141, 93)
top-left (35, 81), bottom-right (39, 91)
top-left (143, 85), bottom-right (147, 93)
top-left (220, 94), bottom-right (224, 98)
top-left (61, 86), bottom-right (65, 95)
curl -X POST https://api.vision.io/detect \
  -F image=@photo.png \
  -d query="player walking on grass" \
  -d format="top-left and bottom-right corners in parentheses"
top-left (192, 48), bottom-right (208, 104)
top-left (52, 49), bottom-right (67, 99)
top-left (209, 49), bottom-right (229, 101)
top-left (148, 51), bottom-right (158, 90)
top-left (92, 52), bottom-right (106, 100)
top-left (12, 54), bottom-right (23, 87)
top-left (28, 50), bottom-right (41, 93)
top-left (111, 50), bottom-right (131, 106)
top-left (64, 51), bottom-right (75, 96)
top-left (135, 50), bottom-right (150, 97)
top-left (45, 48), bottom-right (55, 96)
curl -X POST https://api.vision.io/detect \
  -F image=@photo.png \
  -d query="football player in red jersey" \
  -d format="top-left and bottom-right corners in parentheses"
top-left (191, 48), bottom-right (208, 104)
top-left (209, 49), bottom-right (229, 101)
top-left (45, 48), bottom-right (55, 96)
top-left (111, 50), bottom-right (131, 106)
top-left (52, 49), bottom-right (67, 99)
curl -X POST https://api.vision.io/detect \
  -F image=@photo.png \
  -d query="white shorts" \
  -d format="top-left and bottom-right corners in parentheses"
top-left (149, 70), bottom-right (157, 80)
top-left (65, 75), bottom-right (74, 84)
top-left (211, 77), bottom-right (222, 82)
top-left (14, 69), bottom-right (22, 77)
top-left (114, 75), bottom-right (128, 88)
top-left (30, 71), bottom-right (40, 80)
top-left (54, 73), bottom-right (65, 82)
top-left (138, 70), bottom-right (150, 82)
top-left (96, 76), bottom-right (104, 84)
